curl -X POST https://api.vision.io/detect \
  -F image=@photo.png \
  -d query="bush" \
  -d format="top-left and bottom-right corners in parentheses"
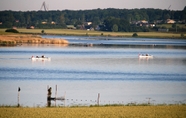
top-left (41, 30), bottom-right (45, 34)
top-left (5, 29), bottom-right (19, 33)
top-left (181, 33), bottom-right (184, 37)
top-left (132, 33), bottom-right (138, 37)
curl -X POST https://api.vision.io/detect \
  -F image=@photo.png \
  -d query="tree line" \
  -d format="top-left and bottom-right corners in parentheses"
top-left (0, 7), bottom-right (185, 32)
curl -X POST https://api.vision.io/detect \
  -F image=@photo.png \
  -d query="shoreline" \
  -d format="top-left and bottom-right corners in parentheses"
top-left (0, 28), bottom-right (186, 40)
top-left (19, 31), bottom-right (186, 39)
top-left (0, 103), bottom-right (185, 108)
top-left (0, 30), bottom-right (185, 46)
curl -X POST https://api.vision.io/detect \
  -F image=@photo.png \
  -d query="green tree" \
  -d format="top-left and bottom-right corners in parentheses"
top-left (112, 24), bottom-right (118, 32)
top-left (92, 17), bottom-right (100, 29)
top-left (59, 14), bottom-right (65, 24)
top-left (172, 24), bottom-right (176, 28)
top-left (132, 33), bottom-right (138, 37)
top-left (182, 6), bottom-right (186, 21)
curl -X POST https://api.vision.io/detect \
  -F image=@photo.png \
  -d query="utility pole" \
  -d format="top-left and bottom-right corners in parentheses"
top-left (168, 5), bottom-right (171, 10)
top-left (40, 1), bottom-right (48, 11)
top-left (97, 93), bottom-right (100, 106)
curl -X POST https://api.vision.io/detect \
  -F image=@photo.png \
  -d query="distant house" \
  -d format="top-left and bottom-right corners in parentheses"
top-left (85, 25), bottom-right (92, 30)
top-left (95, 25), bottom-right (100, 31)
top-left (83, 22), bottom-right (93, 30)
top-left (76, 25), bottom-right (84, 30)
top-left (140, 20), bottom-right (148, 24)
top-left (12, 27), bottom-right (17, 29)
top-left (148, 23), bottom-right (155, 27)
top-left (155, 20), bottom-right (163, 24)
top-left (27, 26), bottom-right (35, 29)
top-left (41, 22), bottom-right (47, 24)
top-left (30, 26), bottom-right (35, 29)
top-left (51, 21), bottom-right (56, 24)
top-left (131, 20), bottom-right (149, 27)
top-left (67, 25), bottom-right (76, 29)
top-left (84, 22), bottom-right (92, 26)
top-left (178, 20), bottom-right (185, 24)
top-left (158, 28), bottom-right (169, 32)
top-left (166, 19), bottom-right (176, 24)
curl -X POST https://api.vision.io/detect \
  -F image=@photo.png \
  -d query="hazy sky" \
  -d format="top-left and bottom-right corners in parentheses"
top-left (0, 0), bottom-right (185, 11)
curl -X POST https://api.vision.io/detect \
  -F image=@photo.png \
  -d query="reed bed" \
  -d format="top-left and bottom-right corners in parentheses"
top-left (0, 35), bottom-right (68, 46)
top-left (0, 105), bottom-right (185, 118)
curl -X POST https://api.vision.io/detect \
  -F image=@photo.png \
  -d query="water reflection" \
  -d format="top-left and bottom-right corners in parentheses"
top-left (47, 86), bottom-right (65, 107)
top-left (0, 37), bottom-right (186, 107)
top-left (42, 35), bottom-right (186, 47)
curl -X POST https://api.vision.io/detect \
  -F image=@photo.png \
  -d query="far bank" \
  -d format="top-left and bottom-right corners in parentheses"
top-left (0, 28), bottom-right (186, 39)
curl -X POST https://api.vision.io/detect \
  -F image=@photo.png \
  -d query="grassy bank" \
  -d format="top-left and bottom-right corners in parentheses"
top-left (0, 28), bottom-right (185, 39)
top-left (0, 28), bottom-right (185, 46)
top-left (18, 29), bottom-right (186, 38)
top-left (0, 105), bottom-right (185, 118)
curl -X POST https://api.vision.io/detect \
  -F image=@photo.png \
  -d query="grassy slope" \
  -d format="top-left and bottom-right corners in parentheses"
top-left (0, 105), bottom-right (186, 118)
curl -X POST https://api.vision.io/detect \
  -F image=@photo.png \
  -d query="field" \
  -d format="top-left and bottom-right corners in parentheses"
top-left (0, 105), bottom-right (186, 118)
top-left (156, 24), bottom-right (186, 29)
top-left (0, 28), bottom-right (185, 39)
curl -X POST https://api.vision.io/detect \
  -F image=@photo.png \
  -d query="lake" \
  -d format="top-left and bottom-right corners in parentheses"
top-left (0, 36), bottom-right (186, 107)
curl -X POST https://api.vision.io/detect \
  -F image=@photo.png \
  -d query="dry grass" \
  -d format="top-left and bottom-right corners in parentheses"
top-left (0, 105), bottom-right (186, 118)
top-left (0, 34), bottom-right (68, 46)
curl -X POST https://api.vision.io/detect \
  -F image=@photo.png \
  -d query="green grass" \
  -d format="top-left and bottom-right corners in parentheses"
top-left (156, 24), bottom-right (186, 29)
top-left (0, 28), bottom-right (185, 39)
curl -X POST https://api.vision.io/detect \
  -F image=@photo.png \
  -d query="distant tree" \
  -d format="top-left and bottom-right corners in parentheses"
top-left (172, 24), bottom-right (176, 28)
top-left (0, 8), bottom-right (185, 30)
top-left (59, 14), bottom-right (65, 24)
top-left (41, 30), bottom-right (45, 33)
top-left (112, 24), bottom-right (118, 32)
top-left (132, 33), bottom-right (138, 37)
top-left (118, 19), bottom-right (130, 32)
top-left (5, 29), bottom-right (19, 33)
top-left (182, 6), bottom-right (186, 21)
top-left (181, 33), bottom-right (184, 37)
top-left (92, 17), bottom-right (100, 29)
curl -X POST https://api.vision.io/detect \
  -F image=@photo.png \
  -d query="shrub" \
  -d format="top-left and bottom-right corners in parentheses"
top-left (181, 33), bottom-right (184, 37)
top-left (41, 30), bottom-right (45, 34)
top-left (132, 33), bottom-right (138, 37)
top-left (5, 29), bottom-right (19, 33)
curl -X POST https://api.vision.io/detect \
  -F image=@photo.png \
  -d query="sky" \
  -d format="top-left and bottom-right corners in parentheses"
top-left (0, 0), bottom-right (185, 11)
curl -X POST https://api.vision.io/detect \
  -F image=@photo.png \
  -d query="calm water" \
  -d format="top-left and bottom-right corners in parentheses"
top-left (0, 36), bottom-right (186, 107)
